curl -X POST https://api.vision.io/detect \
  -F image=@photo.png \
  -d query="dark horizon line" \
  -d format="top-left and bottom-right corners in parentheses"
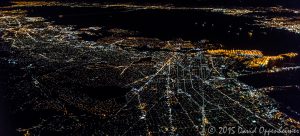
top-left (2, 0), bottom-right (300, 8)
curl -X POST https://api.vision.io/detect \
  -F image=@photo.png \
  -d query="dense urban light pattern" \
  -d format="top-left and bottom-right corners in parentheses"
top-left (0, 1), bottom-right (300, 136)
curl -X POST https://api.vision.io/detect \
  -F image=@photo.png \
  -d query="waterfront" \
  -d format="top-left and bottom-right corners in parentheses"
top-left (0, 1), bottom-right (300, 135)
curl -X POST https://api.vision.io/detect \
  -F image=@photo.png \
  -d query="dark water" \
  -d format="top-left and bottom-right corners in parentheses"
top-left (269, 86), bottom-right (300, 120)
top-left (238, 70), bottom-right (300, 88)
top-left (239, 70), bottom-right (300, 118)
top-left (21, 6), bottom-right (300, 55)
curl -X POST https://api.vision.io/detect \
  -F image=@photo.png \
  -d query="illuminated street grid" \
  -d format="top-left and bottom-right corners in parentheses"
top-left (0, 4), bottom-right (299, 136)
top-left (101, 52), bottom-right (283, 135)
